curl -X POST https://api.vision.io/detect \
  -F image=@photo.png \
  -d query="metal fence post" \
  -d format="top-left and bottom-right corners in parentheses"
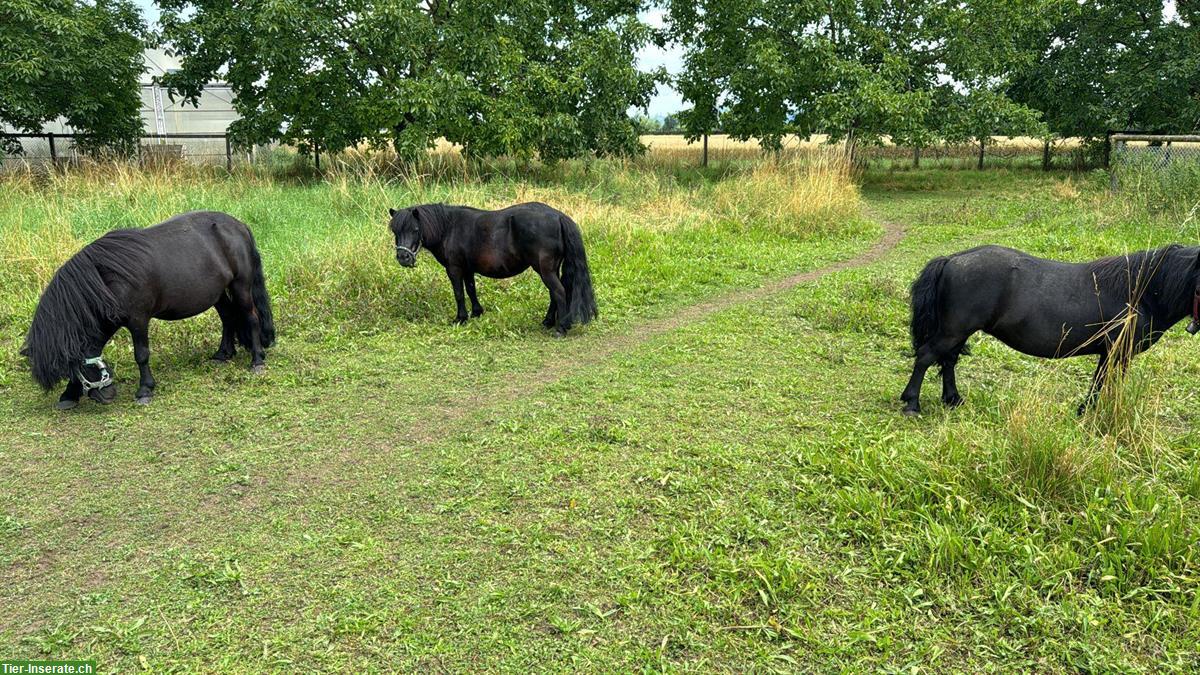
top-left (1109, 138), bottom-right (1125, 192)
top-left (47, 133), bottom-right (57, 166)
top-left (225, 135), bottom-right (232, 172)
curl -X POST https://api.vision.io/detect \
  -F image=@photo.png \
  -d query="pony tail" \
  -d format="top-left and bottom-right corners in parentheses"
top-left (910, 256), bottom-right (949, 353)
top-left (246, 231), bottom-right (275, 348)
top-left (559, 215), bottom-right (598, 329)
top-left (23, 250), bottom-right (122, 390)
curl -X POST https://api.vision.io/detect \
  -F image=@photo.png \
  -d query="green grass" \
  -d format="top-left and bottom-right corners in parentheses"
top-left (2, 162), bottom-right (1200, 671)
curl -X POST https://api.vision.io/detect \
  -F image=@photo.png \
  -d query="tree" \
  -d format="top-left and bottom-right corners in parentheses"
top-left (1009, 0), bottom-right (1200, 141)
top-left (664, 0), bottom-right (1049, 155)
top-left (632, 114), bottom-right (662, 134)
top-left (939, 87), bottom-right (1046, 169)
top-left (158, 0), bottom-right (665, 161)
top-left (661, 113), bottom-right (680, 133)
top-left (0, 0), bottom-right (146, 153)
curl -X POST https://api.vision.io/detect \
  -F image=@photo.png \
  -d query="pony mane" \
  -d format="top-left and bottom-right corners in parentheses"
top-left (1085, 244), bottom-right (1198, 311)
top-left (415, 203), bottom-right (451, 240)
top-left (21, 229), bottom-right (152, 390)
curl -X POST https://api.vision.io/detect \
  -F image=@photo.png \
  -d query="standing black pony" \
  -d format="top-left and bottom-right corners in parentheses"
top-left (22, 211), bottom-right (275, 408)
top-left (388, 202), bottom-right (597, 334)
top-left (901, 244), bottom-right (1200, 415)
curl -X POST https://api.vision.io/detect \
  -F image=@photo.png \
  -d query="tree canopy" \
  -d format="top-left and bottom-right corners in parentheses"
top-left (1009, 0), bottom-right (1200, 140)
top-left (0, 0), bottom-right (146, 152)
top-left (158, 0), bottom-right (664, 161)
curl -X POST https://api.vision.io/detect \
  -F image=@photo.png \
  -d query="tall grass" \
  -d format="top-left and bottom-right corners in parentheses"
top-left (1115, 152), bottom-right (1200, 218)
top-left (0, 145), bottom-right (861, 345)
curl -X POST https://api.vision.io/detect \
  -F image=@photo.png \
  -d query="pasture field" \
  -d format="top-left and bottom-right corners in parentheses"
top-left (2, 155), bottom-right (1200, 671)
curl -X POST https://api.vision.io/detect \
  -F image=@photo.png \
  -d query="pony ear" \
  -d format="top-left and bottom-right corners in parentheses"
top-left (411, 207), bottom-right (421, 222)
top-left (388, 208), bottom-right (397, 217)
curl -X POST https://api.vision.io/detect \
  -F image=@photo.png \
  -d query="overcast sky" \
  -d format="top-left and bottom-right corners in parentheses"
top-left (132, 1), bottom-right (1181, 120)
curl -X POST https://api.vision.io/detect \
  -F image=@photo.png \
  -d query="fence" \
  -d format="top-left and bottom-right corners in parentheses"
top-left (1109, 134), bottom-right (1200, 191)
top-left (1, 132), bottom-right (240, 171)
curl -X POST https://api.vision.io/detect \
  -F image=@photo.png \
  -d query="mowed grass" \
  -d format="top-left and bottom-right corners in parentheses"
top-left (2, 158), bottom-right (1200, 671)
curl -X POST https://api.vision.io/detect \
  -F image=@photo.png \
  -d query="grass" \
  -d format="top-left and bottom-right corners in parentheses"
top-left (2, 155), bottom-right (1200, 671)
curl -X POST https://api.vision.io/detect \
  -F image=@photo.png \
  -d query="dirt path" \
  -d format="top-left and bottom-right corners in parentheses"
top-left (408, 213), bottom-right (907, 443)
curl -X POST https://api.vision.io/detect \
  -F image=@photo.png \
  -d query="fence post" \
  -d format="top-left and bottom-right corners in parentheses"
top-left (47, 133), bottom-right (57, 166)
top-left (702, 134), bottom-right (708, 168)
top-left (1042, 139), bottom-right (1051, 171)
top-left (314, 145), bottom-right (321, 172)
top-left (1109, 137), bottom-right (1124, 192)
top-left (225, 135), bottom-right (232, 172)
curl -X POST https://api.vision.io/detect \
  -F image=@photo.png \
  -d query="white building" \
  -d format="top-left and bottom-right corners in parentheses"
top-left (140, 48), bottom-right (238, 135)
top-left (4, 49), bottom-right (238, 164)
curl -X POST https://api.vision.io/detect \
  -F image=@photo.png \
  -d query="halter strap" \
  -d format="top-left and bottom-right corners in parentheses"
top-left (77, 356), bottom-right (113, 392)
top-left (395, 243), bottom-right (420, 257)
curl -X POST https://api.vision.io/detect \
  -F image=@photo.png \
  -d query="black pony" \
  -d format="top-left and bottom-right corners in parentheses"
top-left (388, 202), bottom-right (597, 334)
top-left (22, 211), bottom-right (275, 408)
top-left (901, 244), bottom-right (1200, 415)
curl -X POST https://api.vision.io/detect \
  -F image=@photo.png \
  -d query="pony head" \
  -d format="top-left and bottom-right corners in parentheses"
top-left (388, 207), bottom-right (422, 268)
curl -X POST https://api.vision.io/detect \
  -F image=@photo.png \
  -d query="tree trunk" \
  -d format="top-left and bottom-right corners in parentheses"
top-left (1042, 139), bottom-right (1051, 171)
top-left (702, 133), bottom-right (708, 168)
top-left (913, 146), bottom-right (921, 168)
top-left (977, 139), bottom-right (985, 170)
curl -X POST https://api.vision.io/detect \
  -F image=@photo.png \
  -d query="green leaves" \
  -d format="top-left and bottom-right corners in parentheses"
top-left (157, 0), bottom-right (664, 161)
top-left (1008, 0), bottom-right (1200, 140)
top-left (0, 0), bottom-right (146, 152)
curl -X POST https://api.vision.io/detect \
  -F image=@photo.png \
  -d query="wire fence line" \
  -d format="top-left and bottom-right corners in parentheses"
top-left (1, 132), bottom-right (246, 171)
top-left (1109, 134), bottom-right (1200, 192)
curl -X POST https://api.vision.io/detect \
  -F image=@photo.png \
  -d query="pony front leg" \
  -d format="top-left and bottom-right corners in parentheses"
top-left (56, 378), bottom-right (83, 410)
top-left (129, 321), bottom-right (156, 405)
top-left (1079, 352), bottom-right (1112, 415)
top-left (446, 269), bottom-right (469, 324)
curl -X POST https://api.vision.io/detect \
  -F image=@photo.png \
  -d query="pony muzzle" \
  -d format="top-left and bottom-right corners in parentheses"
top-left (395, 244), bottom-right (419, 268)
top-left (1188, 319), bottom-right (1200, 335)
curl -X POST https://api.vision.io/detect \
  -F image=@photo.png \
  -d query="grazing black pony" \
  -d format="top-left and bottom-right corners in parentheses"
top-left (901, 244), bottom-right (1200, 415)
top-left (22, 211), bottom-right (275, 408)
top-left (388, 202), bottom-right (597, 334)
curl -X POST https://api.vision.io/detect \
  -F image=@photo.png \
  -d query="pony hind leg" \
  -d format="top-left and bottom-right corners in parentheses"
top-left (231, 282), bottom-right (268, 372)
top-left (536, 264), bottom-right (570, 335)
top-left (940, 340), bottom-right (969, 407)
top-left (211, 293), bottom-right (239, 362)
top-left (901, 335), bottom-right (966, 415)
top-left (129, 319), bottom-right (156, 405)
top-left (465, 274), bottom-right (484, 317)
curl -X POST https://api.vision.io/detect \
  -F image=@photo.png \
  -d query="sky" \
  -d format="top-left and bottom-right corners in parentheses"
top-left (131, 1), bottom-right (1182, 120)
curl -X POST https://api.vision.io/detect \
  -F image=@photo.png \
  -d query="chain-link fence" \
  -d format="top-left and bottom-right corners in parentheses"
top-left (1, 132), bottom-right (242, 171)
top-left (1110, 134), bottom-right (1200, 191)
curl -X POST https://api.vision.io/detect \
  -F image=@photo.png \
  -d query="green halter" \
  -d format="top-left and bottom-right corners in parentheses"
top-left (78, 355), bottom-right (113, 392)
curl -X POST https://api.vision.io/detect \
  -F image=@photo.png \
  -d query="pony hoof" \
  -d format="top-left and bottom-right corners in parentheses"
top-left (901, 407), bottom-right (920, 417)
top-left (56, 399), bottom-right (78, 411)
top-left (943, 395), bottom-right (964, 408)
top-left (135, 396), bottom-right (153, 406)
top-left (251, 364), bottom-right (266, 375)
top-left (210, 355), bottom-right (232, 364)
